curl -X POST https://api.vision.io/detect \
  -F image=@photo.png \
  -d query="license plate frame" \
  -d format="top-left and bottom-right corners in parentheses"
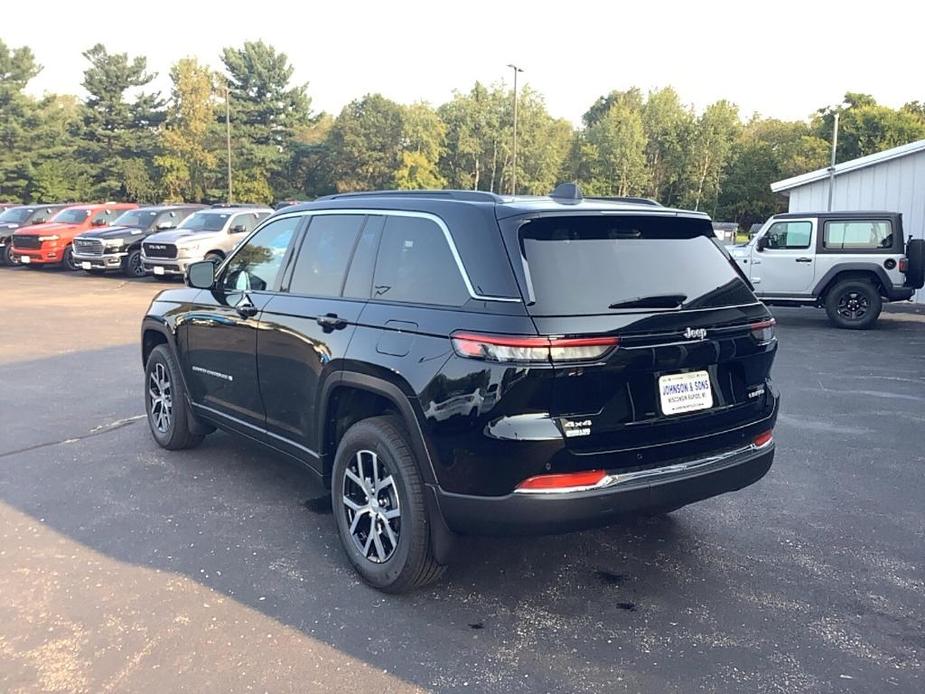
top-left (81, 261), bottom-right (92, 270)
top-left (658, 370), bottom-right (713, 416)
top-left (20, 255), bottom-right (31, 264)
top-left (152, 265), bottom-right (165, 276)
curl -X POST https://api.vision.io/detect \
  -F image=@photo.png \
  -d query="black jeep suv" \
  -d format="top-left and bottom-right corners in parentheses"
top-left (141, 187), bottom-right (780, 592)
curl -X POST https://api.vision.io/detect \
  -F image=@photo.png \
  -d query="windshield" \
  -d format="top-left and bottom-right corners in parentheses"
top-left (112, 209), bottom-right (159, 228)
top-left (517, 215), bottom-right (755, 315)
top-left (180, 212), bottom-right (229, 232)
top-left (0, 207), bottom-right (36, 224)
top-left (52, 208), bottom-right (90, 224)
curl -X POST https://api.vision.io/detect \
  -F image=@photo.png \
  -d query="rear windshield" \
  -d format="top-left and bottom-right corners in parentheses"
top-left (517, 215), bottom-right (755, 315)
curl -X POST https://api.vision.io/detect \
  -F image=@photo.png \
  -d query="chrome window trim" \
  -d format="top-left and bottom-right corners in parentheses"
top-left (251, 208), bottom-right (522, 304)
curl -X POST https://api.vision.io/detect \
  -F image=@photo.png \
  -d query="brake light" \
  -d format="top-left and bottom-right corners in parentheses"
top-left (516, 469), bottom-right (607, 492)
top-left (899, 257), bottom-right (908, 273)
top-left (753, 430), bottom-right (773, 448)
top-left (451, 332), bottom-right (619, 363)
top-left (750, 318), bottom-right (776, 343)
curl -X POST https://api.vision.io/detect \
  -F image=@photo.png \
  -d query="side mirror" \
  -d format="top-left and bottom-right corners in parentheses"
top-left (156, 222), bottom-right (175, 230)
top-left (186, 260), bottom-right (215, 289)
top-left (756, 236), bottom-right (768, 252)
top-left (92, 218), bottom-right (108, 227)
top-left (230, 224), bottom-right (247, 234)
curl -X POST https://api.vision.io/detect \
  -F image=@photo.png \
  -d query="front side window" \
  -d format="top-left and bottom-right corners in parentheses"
top-left (765, 221), bottom-right (812, 249)
top-left (222, 217), bottom-right (300, 293)
top-left (0, 207), bottom-right (32, 224)
top-left (372, 216), bottom-right (469, 306)
top-left (824, 220), bottom-right (893, 249)
top-left (289, 215), bottom-right (365, 297)
top-left (230, 213), bottom-right (261, 234)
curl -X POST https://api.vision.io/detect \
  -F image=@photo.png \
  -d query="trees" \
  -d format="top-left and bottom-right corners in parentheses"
top-left (394, 102), bottom-right (446, 189)
top-left (683, 100), bottom-right (740, 212)
top-left (814, 92), bottom-right (925, 163)
top-left (156, 58), bottom-right (219, 202)
top-left (220, 41), bottom-right (312, 202)
top-left (79, 44), bottom-right (164, 201)
top-left (0, 40), bottom-right (42, 200)
top-left (327, 94), bottom-right (405, 192)
top-left (582, 101), bottom-right (648, 196)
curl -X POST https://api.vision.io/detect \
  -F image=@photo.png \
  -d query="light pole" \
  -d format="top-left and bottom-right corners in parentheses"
top-left (224, 82), bottom-right (233, 204)
top-left (826, 102), bottom-right (849, 211)
top-left (507, 64), bottom-right (524, 196)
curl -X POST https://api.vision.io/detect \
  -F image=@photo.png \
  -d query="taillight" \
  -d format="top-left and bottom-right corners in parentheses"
top-left (516, 469), bottom-right (607, 492)
top-left (899, 257), bottom-right (908, 273)
top-left (753, 430), bottom-right (773, 448)
top-left (451, 332), bottom-right (619, 363)
top-left (750, 318), bottom-right (776, 343)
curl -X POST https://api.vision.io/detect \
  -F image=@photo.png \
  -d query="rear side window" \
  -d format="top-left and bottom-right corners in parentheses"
top-left (289, 215), bottom-right (365, 297)
top-left (518, 215), bottom-right (755, 316)
top-left (824, 220), bottom-right (893, 249)
top-left (765, 221), bottom-right (812, 249)
top-left (372, 216), bottom-right (469, 306)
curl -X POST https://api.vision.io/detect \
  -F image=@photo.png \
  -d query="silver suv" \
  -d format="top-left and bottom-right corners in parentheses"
top-left (141, 207), bottom-right (272, 278)
top-left (731, 211), bottom-right (924, 328)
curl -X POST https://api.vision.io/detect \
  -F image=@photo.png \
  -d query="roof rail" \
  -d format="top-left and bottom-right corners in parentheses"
top-left (585, 196), bottom-right (662, 207)
top-left (315, 189), bottom-right (505, 204)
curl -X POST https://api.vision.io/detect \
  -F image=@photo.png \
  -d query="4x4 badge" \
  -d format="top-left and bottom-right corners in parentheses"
top-left (683, 327), bottom-right (707, 340)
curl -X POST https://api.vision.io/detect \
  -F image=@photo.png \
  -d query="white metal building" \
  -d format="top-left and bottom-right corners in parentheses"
top-left (771, 139), bottom-right (925, 302)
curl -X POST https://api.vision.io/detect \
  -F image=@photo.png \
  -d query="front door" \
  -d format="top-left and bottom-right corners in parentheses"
top-left (257, 213), bottom-right (375, 463)
top-left (750, 218), bottom-right (816, 295)
top-left (184, 216), bottom-right (302, 431)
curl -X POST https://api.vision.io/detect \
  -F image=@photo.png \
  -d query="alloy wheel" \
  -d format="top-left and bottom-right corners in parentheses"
top-left (148, 362), bottom-right (173, 434)
top-left (836, 291), bottom-right (869, 321)
top-left (341, 449), bottom-right (401, 564)
top-left (129, 251), bottom-right (145, 277)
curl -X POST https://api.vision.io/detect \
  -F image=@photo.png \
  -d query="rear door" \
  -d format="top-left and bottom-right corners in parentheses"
top-left (750, 218), bottom-right (816, 295)
top-left (501, 212), bottom-right (776, 465)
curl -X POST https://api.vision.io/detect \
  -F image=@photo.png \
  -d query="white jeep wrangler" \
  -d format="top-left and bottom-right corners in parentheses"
top-left (731, 211), bottom-right (925, 329)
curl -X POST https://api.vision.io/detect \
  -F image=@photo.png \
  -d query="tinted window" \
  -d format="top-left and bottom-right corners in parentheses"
top-left (343, 216), bottom-right (385, 299)
top-left (289, 215), bottom-right (365, 297)
top-left (153, 210), bottom-right (181, 229)
top-left (372, 216), bottom-right (468, 306)
top-left (222, 216), bottom-right (299, 292)
top-left (519, 215), bottom-right (755, 315)
top-left (231, 213), bottom-right (262, 234)
top-left (824, 220), bottom-right (893, 249)
top-left (765, 221), bottom-right (811, 249)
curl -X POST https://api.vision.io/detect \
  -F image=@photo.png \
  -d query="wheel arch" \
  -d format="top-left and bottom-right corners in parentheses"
top-left (813, 263), bottom-right (891, 299)
top-left (319, 372), bottom-right (438, 488)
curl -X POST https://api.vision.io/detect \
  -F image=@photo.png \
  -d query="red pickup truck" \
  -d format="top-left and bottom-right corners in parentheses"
top-left (11, 203), bottom-right (138, 270)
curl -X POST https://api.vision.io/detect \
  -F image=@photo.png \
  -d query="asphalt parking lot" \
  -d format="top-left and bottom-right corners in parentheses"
top-left (1, 267), bottom-right (923, 693)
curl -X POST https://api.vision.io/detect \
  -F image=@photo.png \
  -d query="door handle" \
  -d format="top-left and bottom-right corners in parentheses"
top-left (316, 313), bottom-right (348, 331)
top-left (795, 257), bottom-right (813, 263)
top-left (235, 295), bottom-right (258, 318)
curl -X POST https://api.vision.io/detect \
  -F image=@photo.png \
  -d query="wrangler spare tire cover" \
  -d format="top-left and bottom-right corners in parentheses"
top-left (906, 238), bottom-right (925, 289)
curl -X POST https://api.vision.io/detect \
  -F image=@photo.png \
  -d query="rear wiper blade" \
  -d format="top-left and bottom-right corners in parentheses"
top-left (608, 294), bottom-right (687, 310)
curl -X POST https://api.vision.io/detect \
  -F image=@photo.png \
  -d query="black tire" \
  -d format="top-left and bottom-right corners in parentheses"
top-left (0, 241), bottom-right (12, 266)
top-left (144, 344), bottom-right (205, 450)
top-left (906, 238), bottom-right (925, 289)
top-left (824, 279), bottom-right (882, 330)
top-left (204, 252), bottom-right (224, 266)
top-left (123, 248), bottom-right (146, 278)
top-left (331, 415), bottom-right (445, 593)
top-left (62, 245), bottom-right (78, 271)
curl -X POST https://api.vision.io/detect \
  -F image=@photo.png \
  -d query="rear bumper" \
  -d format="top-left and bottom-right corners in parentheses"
top-left (886, 286), bottom-right (915, 301)
top-left (434, 441), bottom-right (774, 535)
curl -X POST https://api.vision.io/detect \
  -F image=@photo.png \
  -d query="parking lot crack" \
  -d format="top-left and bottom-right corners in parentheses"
top-left (0, 414), bottom-right (145, 459)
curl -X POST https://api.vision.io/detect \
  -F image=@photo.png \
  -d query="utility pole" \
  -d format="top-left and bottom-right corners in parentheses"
top-left (224, 82), bottom-right (233, 204)
top-left (507, 64), bottom-right (524, 196)
top-left (826, 110), bottom-right (840, 212)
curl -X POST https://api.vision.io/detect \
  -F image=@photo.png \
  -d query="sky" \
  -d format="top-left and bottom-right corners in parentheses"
top-left (7, 0), bottom-right (922, 125)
